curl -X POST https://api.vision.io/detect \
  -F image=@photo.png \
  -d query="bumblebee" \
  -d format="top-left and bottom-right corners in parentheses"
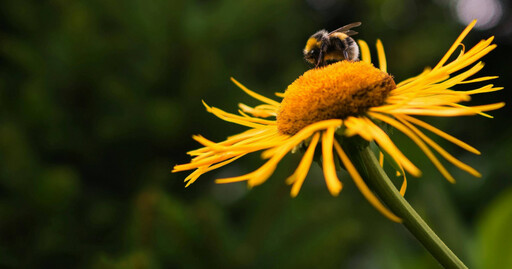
top-left (303, 22), bottom-right (362, 67)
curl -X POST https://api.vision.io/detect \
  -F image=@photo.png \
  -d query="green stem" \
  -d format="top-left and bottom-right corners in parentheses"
top-left (345, 144), bottom-right (467, 269)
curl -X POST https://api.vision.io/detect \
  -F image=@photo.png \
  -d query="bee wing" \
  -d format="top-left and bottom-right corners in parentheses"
top-left (345, 30), bottom-right (358, 36)
top-left (328, 22), bottom-right (362, 35)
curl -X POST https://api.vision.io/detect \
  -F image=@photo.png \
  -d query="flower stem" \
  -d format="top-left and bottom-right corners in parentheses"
top-left (346, 144), bottom-right (467, 269)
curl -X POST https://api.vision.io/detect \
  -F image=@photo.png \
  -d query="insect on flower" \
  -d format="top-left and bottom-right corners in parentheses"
top-left (173, 20), bottom-right (504, 222)
top-left (303, 22), bottom-right (362, 67)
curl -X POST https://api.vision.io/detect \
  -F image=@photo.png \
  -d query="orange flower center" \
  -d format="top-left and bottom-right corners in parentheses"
top-left (277, 61), bottom-right (396, 135)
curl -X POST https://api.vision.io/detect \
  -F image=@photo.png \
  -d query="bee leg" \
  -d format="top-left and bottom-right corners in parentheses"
top-left (343, 50), bottom-right (350, 62)
top-left (316, 49), bottom-right (324, 67)
top-left (316, 41), bottom-right (329, 67)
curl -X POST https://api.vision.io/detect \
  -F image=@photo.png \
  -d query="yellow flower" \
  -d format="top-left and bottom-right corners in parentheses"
top-left (173, 20), bottom-right (503, 222)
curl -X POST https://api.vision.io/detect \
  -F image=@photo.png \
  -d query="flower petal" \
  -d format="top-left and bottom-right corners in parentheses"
top-left (231, 77), bottom-right (280, 107)
top-left (396, 116), bottom-right (481, 177)
top-left (433, 19), bottom-right (476, 70)
top-left (357, 40), bottom-right (371, 64)
top-left (400, 114), bottom-right (480, 155)
top-left (376, 39), bottom-right (387, 73)
top-left (333, 140), bottom-right (402, 223)
top-left (287, 132), bottom-right (321, 197)
top-left (369, 112), bottom-right (456, 183)
top-left (322, 127), bottom-right (343, 196)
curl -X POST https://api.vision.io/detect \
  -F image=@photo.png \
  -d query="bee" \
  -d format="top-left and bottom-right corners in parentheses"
top-left (303, 22), bottom-right (362, 67)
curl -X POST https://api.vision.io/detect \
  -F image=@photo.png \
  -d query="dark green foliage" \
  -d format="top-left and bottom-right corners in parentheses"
top-left (0, 0), bottom-right (511, 268)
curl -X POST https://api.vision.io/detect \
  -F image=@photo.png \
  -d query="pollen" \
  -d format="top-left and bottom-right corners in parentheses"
top-left (277, 61), bottom-right (396, 135)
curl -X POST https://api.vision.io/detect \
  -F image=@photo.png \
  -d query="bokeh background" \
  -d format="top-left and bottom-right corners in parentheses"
top-left (1, 0), bottom-right (511, 268)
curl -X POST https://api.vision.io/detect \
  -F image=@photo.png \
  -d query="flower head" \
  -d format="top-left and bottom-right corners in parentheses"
top-left (278, 61), bottom-right (395, 135)
top-left (173, 20), bottom-right (504, 222)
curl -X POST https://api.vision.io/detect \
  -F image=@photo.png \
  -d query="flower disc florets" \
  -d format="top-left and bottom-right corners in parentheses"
top-left (277, 61), bottom-right (396, 135)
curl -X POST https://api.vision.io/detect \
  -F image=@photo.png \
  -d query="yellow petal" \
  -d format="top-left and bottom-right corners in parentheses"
top-left (333, 140), bottom-right (402, 223)
top-left (370, 112), bottom-right (456, 183)
top-left (361, 117), bottom-right (422, 177)
top-left (396, 116), bottom-right (481, 177)
top-left (433, 19), bottom-right (476, 70)
top-left (230, 77), bottom-right (280, 107)
top-left (287, 133), bottom-right (321, 197)
top-left (357, 39), bottom-right (371, 64)
top-left (376, 39), bottom-right (387, 73)
top-left (322, 127), bottom-right (343, 196)
top-left (400, 114), bottom-right (480, 155)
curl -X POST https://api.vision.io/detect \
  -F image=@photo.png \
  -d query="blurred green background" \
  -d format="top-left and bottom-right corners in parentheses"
top-left (1, 0), bottom-right (511, 268)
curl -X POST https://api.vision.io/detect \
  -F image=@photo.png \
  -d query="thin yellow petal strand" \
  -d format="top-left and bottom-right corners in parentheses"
top-left (456, 43), bottom-right (466, 58)
top-left (376, 39), bottom-right (387, 73)
top-left (237, 110), bottom-right (277, 124)
top-left (215, 121), bottom-right (342, 186)
top-left (322, 127), bottom-right (343, 196)
top-left (224, 127), bottom-right (275, 143)
top-left (391, 35), bottom-right (496, 100)
top-left (378, 147), bottom-right (407, 196)
top-left (383, 61), bottom-right (489, 109)
top-left (333, 140), bottom-right (402, 222)
top-left (460, 76), bottom-right (498, 84)
top-left (397, 67), bottom-right (431, 87)
top-left (379, 148), bottom-right (406, 196)
top-left (230, 77), bottom-right (280, 107)
top-left (383, 102), bottom-right (505, 117)
top-left (184, 167), bottom-right (205, 185)
top-left (393, 72), bottom-right (450, 95)
top-left (396, 116), bottom-right (481, 177)
top-left (184, 154), bottom-right (247, 187)
top-left (207, 101), bottom-right (276, 125)
top-left (433, 19), bottom-right (476, 70)
top-left (176, 128), bottom-right (281, 172)
top-left (436, 61), bottom-right (485, 89)
top-left (287, 133), bottom-right (321, 197)
top-left (370, 112), bottom-right (456, 183)
top-left (357, 40), bottom-right (371, 64)
top-left (202, 100), bottom-right (266, 128)
top-left (215, 149), bottom-right (285, 185)
top-left (174, 152), bottom-right (242, 172)
top-left (443, 42), bottom-right (496, 75)
top-left (238, 103), bottom-right (276, 118)
top-left (188, 127), bottom-right (277, 158)
top-left (449, 103), bottom-right (494, 118)
top-left (215, 173), bottom-right (252, 184)
top-left (192, 132), bottom-right (283, 158)
top-left (400, 114), bottom-right (480, 155)
top-left (451, 102), bottom-right (502, 118)
top-left (255, 104), bottom-right (279, 111)
top-left (261, 119), bottom-right (342, 159)
top-left (360, 117), bottom-right (422, 177)
top-left (450, 40), bottom-right (496, 69)
top-left (398, 163), bottom-right (407, 197)
top-left (192, 135), bottom-right (227, 151)
top-left (211, 136), bottom-right (287, 154)
top-left (466, 85), bottom-right (503, 95)
top-left (344, 116), bottom-right (374, 141)
top-left (216, 144), bottom-right (289, 185)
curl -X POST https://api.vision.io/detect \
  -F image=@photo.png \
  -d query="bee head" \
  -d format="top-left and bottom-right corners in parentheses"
top-left (303, 43), bottom-right (320, 65)
top-left (303, 30), bottom-right (327, 65)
